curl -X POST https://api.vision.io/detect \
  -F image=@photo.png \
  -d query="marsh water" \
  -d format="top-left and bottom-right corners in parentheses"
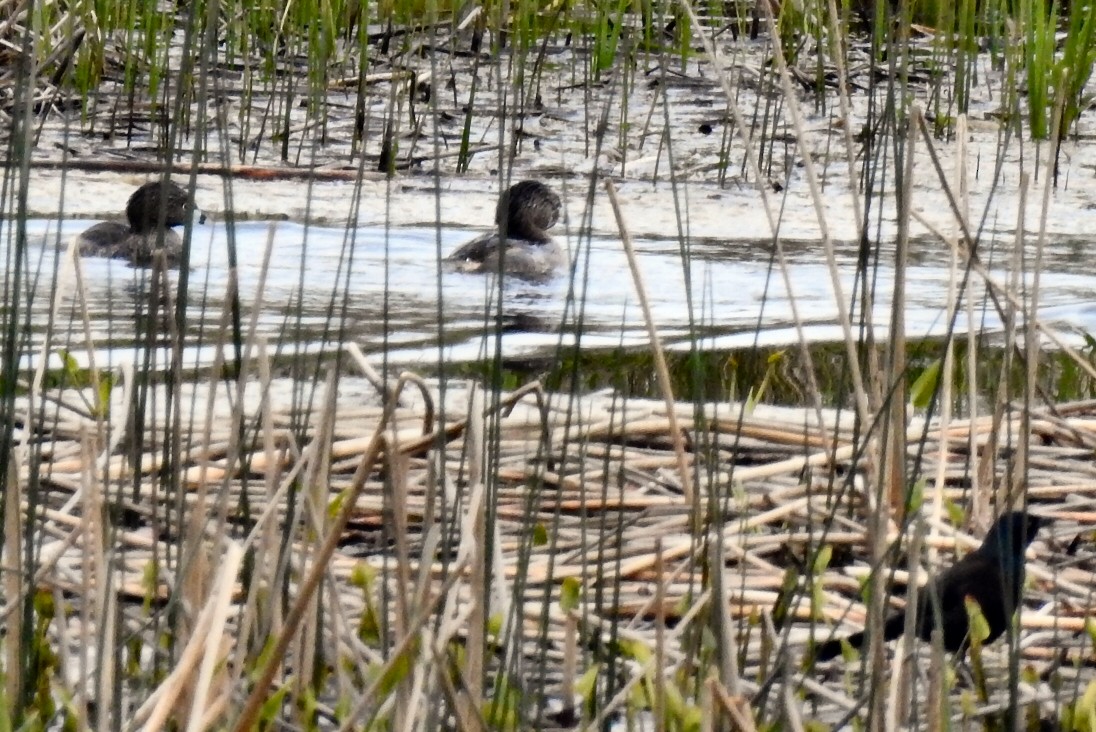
top-left (9, 216), bottom-right (1096, 387)
top-left (13, 23), bottom-right (1096, 398)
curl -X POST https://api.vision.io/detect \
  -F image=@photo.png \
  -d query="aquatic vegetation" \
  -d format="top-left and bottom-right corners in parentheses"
top-left (2, 0), bottom-right (1096, 727)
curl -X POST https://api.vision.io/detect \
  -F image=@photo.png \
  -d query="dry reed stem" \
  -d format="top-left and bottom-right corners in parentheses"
top-left (3, 457), bottom-right (23, 711)
top-left (885, 104), bottom-right (915, 517)
top-left (344, 341), bottom-right (396, 402)
top-left (230, 371), bottom-right (406, 732)
top-left (334, 545), bottom-right (475, 731)
top-left (297, 367), bottom-right (341, 698)
top-left (603, 178), bottom-right (693, 503)
top-left (583, 584), bottom-right (715, 731)
top-left (133, 539), bottom-right (242, 732)
top-left (462, 382), bottom-right (486, 725)
top-left (675, 0), bottom-right (835, 449)
top-left (757, 0), bottom-right (871, 428)
top-left (911, 113), bottom-right (1096, 393)
top-left (15, 337), bottom-right (1096, 729)
top-left (388, 432), bottom-right (413, 729)
top-left (708, 676), bottom-right (758, 732)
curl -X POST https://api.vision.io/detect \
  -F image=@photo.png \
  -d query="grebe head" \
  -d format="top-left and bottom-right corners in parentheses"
top-left (126, 180), bottom-right (204, 233)
top-left (496, 180), bottom-right (560, 243)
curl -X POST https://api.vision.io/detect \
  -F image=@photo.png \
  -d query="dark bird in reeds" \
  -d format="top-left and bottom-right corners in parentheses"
top-left (816, 511), bottom-right (1045, 662)
top-left (445, 180), bottom-right (565, 280)
top-left (76, 180), bottom-right (205, 268)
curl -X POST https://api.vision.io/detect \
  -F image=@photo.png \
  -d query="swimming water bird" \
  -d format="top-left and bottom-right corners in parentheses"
top-left (815, 511), bottom-right (1045, 661)
top-left (76, 180), bottom-right (205, 268)
top-left (445, 180), bottom-right (565, 280)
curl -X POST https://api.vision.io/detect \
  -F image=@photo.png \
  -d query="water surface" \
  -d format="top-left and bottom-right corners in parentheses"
top-left (6, 219), bottom-right (1095, 374)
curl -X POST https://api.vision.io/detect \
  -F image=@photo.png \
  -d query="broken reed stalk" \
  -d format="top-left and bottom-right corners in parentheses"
top-left (134, 539), bottom-right (243, 731)
top-left (603, 178), bottom-right (693, 504)
top-left (1000, 176), bottom-right (1029, 501)
top-left (955, 115), bottom-right (992, 525)
top-left (676, 0), bottom-right (838, 466)
top-left (910, 113), bottom-right (1096, 385)
top-left (461, 384), bottom-right (486, 723)
top-left (230, 371), bottom-right (406, 732)
top-left (925, 108), bottom-right (963, 554)
top-left (1020, 89), bottom-right (1066, 508)
top-left (887, 103), bottom-right (916, 517)
top-left (654, 540), bottom-right (666, 726)
top-left (755, 0), bottom-right (871, 428)
top-left (3, 459), bottom-right (23, 712)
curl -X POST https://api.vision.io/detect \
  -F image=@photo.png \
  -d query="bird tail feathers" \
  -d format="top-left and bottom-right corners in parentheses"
top-left (815, 613), bottom-right (906, 662)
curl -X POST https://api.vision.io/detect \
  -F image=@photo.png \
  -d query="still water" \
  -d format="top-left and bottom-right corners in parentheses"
top-left (7, 218), bottom-right (1096, 374)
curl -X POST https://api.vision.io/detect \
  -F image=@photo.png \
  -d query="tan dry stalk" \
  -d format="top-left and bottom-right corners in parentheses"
top-left (700, 677), bottom-right (713, 732)
top-left (34, 237), bottom-right (101, 406)
top-left (461, 384), bottom-right (487, 722)
top-left (258, 337), bottom-right (283, 628)
top-left (3, 458), bottom-right (23, 709)
top-left (50, 580), bottom-right (86, 731)
top-left (707, 676), bottom-right (758, 732)
top-left (134, 539), bottom-right (243, 732)
top-left (84, 434), bottom-right (114, 731)
top-left (388, 439), bottom-right (412, 730)
top-left (927, 629), bottom-right (946, 732)
top-left (295, 367), bottom-right (340, 698)
top-left (933, 108), bottom-right (960, 556)
top-left (865, 494), bottom-right (888, 731)
top-left (561, 606), bottom-right (578, 724)
top-left (230, 372), bottom-right (409, 732)
top-left (755, 0), bottom-right (871, 427)
top-left (398, 635), bottom-right (432, 732)
top-left (779, 650), bottom-right (806, 732)
top-left (954, 116), bottom-right (990, 527)
top-left (654, 541), bottom-right (665, 729)
top-left (344, 341), bottom-right (396, 402)
top-left (708, 531), bottom-right (740, 695)
top-left (674, 0), bottom-right (837, 453)
top-left (892, 518), bottom-right (926, 727)
top-left (1020, 94), bottom-right (1066, 508)
top-left (999, 176), bottom-right (1029, 500)
top-left (603, 179), bottom-right (693, 503)
top-left (429, 628), bottom-right (485, 732)
top-left (886, 104), bottom-right (916, 513)
top-left (821, 0), bottom-right (866, 235)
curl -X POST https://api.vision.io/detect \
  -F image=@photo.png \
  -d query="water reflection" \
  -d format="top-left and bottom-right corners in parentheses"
top-left (4, 218), bottom-right (1095, 373)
